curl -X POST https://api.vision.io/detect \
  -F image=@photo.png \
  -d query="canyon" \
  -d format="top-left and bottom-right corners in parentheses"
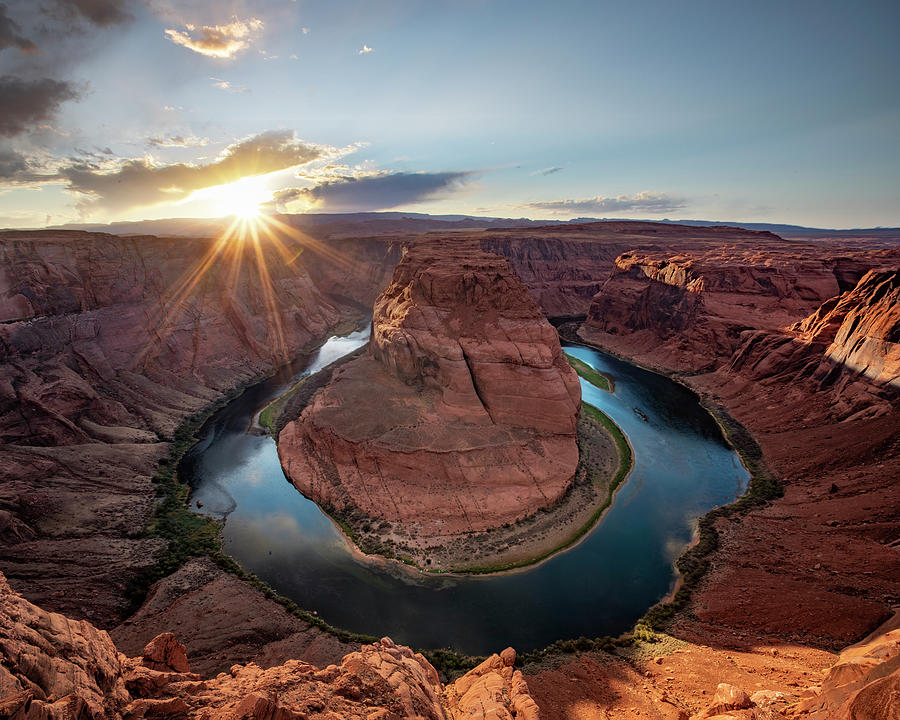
top-left (0, 219), bottom-right (898, 719)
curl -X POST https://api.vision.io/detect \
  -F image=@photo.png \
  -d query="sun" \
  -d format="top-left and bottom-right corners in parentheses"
top-left (198, 174), bottom-right (272, 220)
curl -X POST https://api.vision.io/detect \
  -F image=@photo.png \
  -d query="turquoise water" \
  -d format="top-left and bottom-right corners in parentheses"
top-left (186, 333), bottom-right (748, 654)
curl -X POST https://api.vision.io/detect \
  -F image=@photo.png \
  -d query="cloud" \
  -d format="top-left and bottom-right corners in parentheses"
top-left (301, 27), bottom-right (309, 35)
top-left (527, 191), bottom-right (685, 215)
top-left (0, 76), bottom-right (80, 137)
top-left (62, 130), bottom-right (324, 212)
top-left (0, 3), bottom-right (37, 52)
top-left (164, 17), bottom-right (263, 58)
top-left (147, 135), bottom-right (210, 148)
top-left (531, 166), bottom-right (563, 177)
top-left (358, 44), bottom-right (372, 55)
top-left (0, 145), bottom-right (28, 179)
top-left (272, 171), bottom-right (474, 212)
top-left (210, 77), bottom-right (248, 93)
top-left (58, 0), bottom-right (133, 27)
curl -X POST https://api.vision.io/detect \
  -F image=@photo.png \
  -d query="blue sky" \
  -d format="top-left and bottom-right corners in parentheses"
top-left (1, 0), bottom-right (898, 227)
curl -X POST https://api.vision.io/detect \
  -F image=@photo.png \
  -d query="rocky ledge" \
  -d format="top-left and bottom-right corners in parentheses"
top-left (278, 239), bottom-right (582, 559)
top-left (0, 571), bottom-right (538, 720)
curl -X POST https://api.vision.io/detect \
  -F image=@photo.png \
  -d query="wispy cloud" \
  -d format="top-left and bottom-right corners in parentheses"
top-left (271, 170), bottom-right (474, 212)
top-left (147, 135), bottom-right (209, 148)
top-left (531, 166), bottom-right (563, 176)
top-left (60, 0), bottom-right (134, 27)
top-left (358, 44), bottom-right (373, 55)
top-left (210, 77), bottom-right (248, 93)
top-left (164, 17), bottom-right (263, 58)
top-left (62, 130), bottom-right (324, 212)
top-left (526, 191), bottom-right (685, 215)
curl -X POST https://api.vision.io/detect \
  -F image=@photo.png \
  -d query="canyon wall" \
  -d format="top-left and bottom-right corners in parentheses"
top-left (579, 243), bottom-right (900, 651)
top-left (278, 240), bottom-right (581, 547)
top-left (0, 230), bottom-right (352, 625)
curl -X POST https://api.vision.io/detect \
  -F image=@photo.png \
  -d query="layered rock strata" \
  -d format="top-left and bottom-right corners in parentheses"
top-left (580, 252), bottom-right (900, 654)
top-left (0, 231), bottom-right (347, 624)
top-left (279, 240), bottom-right (581, 546)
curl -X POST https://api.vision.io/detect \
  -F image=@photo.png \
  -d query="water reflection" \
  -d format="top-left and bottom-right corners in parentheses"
top-left (185, 335), bottom-right (748, 654)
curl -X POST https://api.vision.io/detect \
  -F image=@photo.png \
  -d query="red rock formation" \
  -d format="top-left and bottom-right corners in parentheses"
top-left (0, 571), bottom-right (131, 719)
top-left (790, 611), bottom-right (900, 719)
top-left (0, 571), bottom-right (540, 720)
top-left (578, 241), bottom-right (899, 669)
top-left (279, 240), bottom-right (581, 545)
top-left (583, 248), bottom-right (861, 372)
top-left (728, 268), bottom-right (899, 416)
top-left (0, 230), bottom-right (348, 623)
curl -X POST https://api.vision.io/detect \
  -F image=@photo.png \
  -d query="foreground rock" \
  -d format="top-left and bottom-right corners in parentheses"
top-left (111, 558), bottom-right (355, 676)
top-left (279, 240), bottom-right (581, 551)
top-left (0, 571), bottom-right (539, 719)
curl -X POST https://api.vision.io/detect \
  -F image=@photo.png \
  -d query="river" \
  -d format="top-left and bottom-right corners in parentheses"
top-left (185, 329), bottom-right (748, 655)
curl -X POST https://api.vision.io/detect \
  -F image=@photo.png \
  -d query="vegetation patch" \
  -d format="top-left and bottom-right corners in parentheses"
top-left (567, 354), bottom-right (613, 391)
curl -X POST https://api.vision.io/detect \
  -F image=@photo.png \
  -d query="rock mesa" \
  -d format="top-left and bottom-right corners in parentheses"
top-left (279, 240), bottom-right (581, 544)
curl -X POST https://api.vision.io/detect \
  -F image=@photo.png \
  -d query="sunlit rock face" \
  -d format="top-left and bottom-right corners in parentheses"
top-left (279, 239), bottom-right (581, 543)
top-left (728, 267), bottom-right (900, 417)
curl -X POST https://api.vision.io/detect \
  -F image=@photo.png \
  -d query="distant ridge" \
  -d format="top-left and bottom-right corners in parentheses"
top-left (46, 211), bottom-right (900, 239)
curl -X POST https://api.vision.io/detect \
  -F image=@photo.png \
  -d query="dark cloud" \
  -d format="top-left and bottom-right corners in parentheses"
top-left (277, 171), bottom-right (475, 212)
top-left (0, 76), bottom-right (79, 136)
top-left (62, 130), bottom-right (323, 212)
top-left (0, 3), bottom-right (37, 52)
top-left (57, 0), bottom-right (133, 27)
top-left (0, 145), bottom-right (28, 178)
top-left (527, 191), bottom-right (685, 215)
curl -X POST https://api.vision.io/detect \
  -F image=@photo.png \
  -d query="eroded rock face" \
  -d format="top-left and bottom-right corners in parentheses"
top-left (577, 239), bottom-right (900, 667)
top-left (728, 268), bottom-right (899, 419)
top-left (0, 572), bottom-right (540, 720)
top-left (788, 612), bottom-right (900, 720)
top-left (370, 241), bottom-right (581, 433)
top-left (279, 240), bottom-right (581, 544)
top-left (0, 230), bottom-right (346, 623)
top-left (0, 572), bottom-right (130, 719)
top-left (584, 248), bottom-right (855, 372)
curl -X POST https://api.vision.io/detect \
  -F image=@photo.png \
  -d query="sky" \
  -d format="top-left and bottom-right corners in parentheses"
top-left (0, 0), bottom-right (898, 229)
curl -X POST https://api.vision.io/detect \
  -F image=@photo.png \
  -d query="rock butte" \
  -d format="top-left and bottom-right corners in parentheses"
top-left (278, 239), bottom-right (582, 543)
top-left (0, 220), bottom-right (898, 718)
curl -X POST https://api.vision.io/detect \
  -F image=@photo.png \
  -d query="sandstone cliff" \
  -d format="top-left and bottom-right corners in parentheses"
top-left (731, 268), bottom-right (900, 409)
top-left (581, 240), bottom-right (900, 376)
top-left (279, 240), bottom-right (581, 549)
top-left (0, 231), bottom-right (349, 623)
top-left (577, 241), bottom-right (900, 677)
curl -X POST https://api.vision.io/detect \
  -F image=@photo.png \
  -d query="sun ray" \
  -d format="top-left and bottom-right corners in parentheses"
top-left (133, 205), bottom-right (362, 376)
